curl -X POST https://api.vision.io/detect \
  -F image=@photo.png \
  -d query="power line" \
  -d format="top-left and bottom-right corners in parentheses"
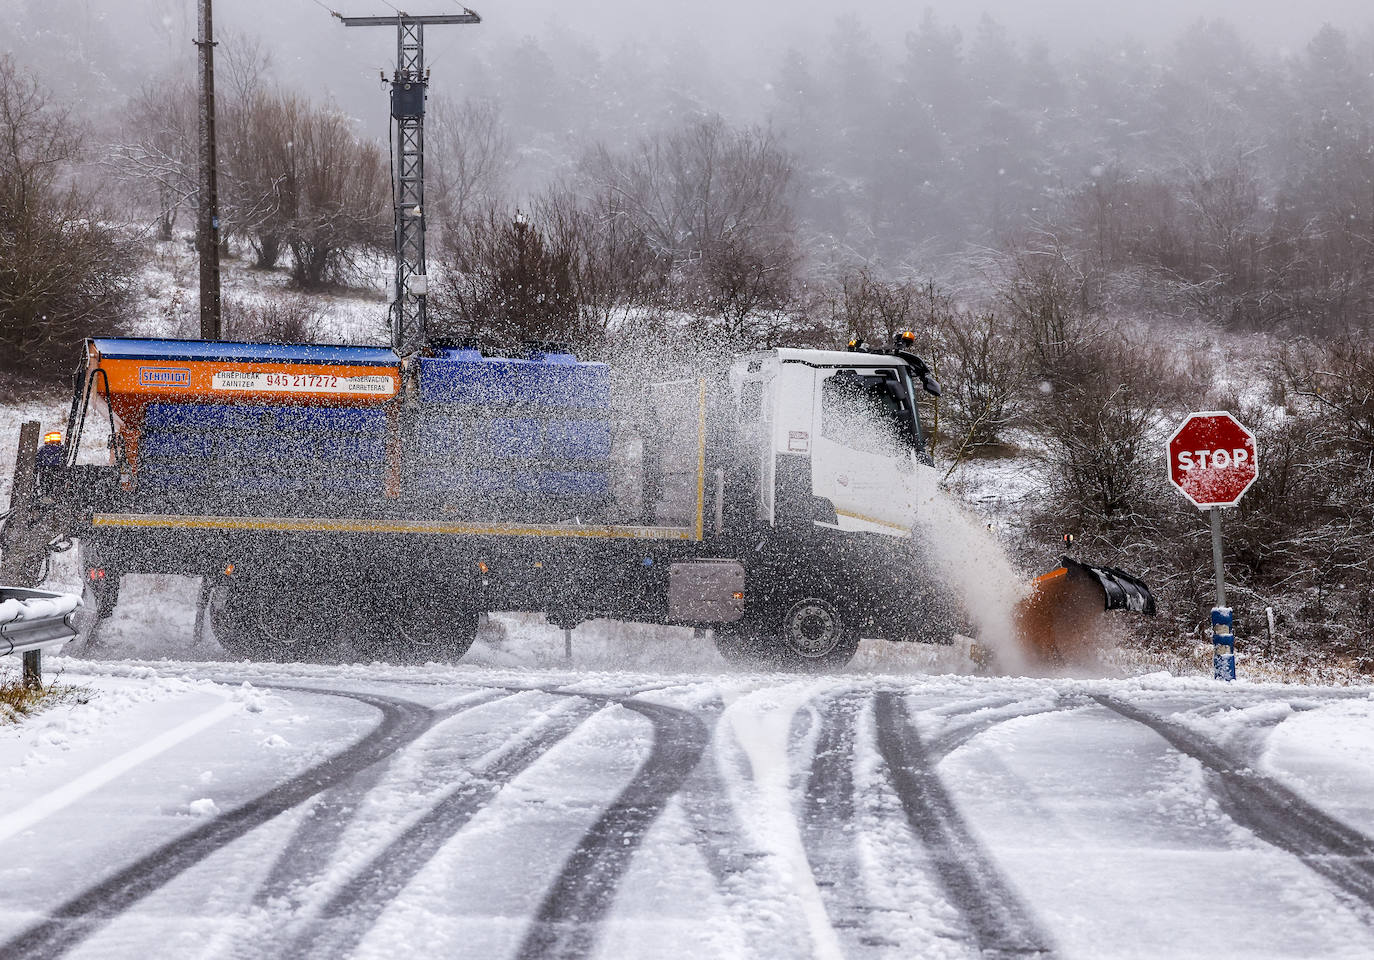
top-left (307, 0), bottom-right (342, 20)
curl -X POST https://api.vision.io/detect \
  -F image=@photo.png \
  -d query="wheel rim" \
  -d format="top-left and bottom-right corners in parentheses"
top-left (782, 599), bottom-right (843, 658)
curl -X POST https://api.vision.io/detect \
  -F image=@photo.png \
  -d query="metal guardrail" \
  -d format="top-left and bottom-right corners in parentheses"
top-left (1, 587), bottom-right (82, 657)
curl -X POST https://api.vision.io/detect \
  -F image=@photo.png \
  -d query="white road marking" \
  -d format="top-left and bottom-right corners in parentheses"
top-left (0, 700), bottom-right (242, 844)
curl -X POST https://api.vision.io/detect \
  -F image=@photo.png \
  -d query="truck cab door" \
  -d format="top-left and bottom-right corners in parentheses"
top-left (809, 366), bottom-right (923, 534)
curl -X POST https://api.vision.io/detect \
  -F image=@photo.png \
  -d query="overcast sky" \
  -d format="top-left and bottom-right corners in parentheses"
top-left (191, 0), bottom-right (1370, 115)
top-left (306, 0), bottom-right (1374, 57)
top-left (451, 0), bottom-right (1374, 52)
top-left (7, 0), bottom-right (1374, 120)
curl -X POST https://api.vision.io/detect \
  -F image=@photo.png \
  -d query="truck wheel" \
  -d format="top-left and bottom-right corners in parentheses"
top-left (713, 626), bottom-right (768, 667)
top-left (209, 584), bottom-right (321, 661)
top-left (67, 580), bottom-right (108, 654)
top-left (775, 597), bottom-right (860, 670)
top-left (404, 606), bottom-right (480, 663)
top-left (715, 596), bottom-right (860, 671)
top-left (207, 584), bottom-right (268, 659)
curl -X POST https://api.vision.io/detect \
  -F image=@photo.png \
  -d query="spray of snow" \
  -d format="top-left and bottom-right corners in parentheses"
top-left (903, 467), bottom-right (1032, 674)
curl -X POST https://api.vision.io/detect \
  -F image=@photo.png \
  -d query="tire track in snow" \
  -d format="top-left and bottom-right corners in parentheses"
top-left (249, 689), bottom-right (521, 908)
top-left (799, 695), bottom-right (872, 940)
top-left (926, 697), bottom-right (1076, 762)
top-left (514, 697), bottom-right (712, 960)
top-left (1096, 695), bottom-right (1374, 911)
top-left (0, 685), bottom-right (442, 960)
top-left (670, 708), bottom-right (812, 959)
top-left (874, 691), bottom-right (1056, 959)
top-left (295, 696), bottom-right (606, 960)
top-left (722, 684), bottom-right (851, 960)
top-left (800, 695), bottom-right (1070, 953)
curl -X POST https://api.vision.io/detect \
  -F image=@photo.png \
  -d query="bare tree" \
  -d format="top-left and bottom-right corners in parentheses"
top-left (218, 31), bottom-right (272, 105)
top-left (580, 115), bottom-right (800, 344)
top-left (282, 103), bottom-right (389, 288)
top-left (108, 76), bottom-right (197, 240)
top-left (999, 239), bottom-right (1102, 374)
top-left (0, 56), bottom-right (135, 373)
top-left (430, 96), bottom-right (511, 231)
top-left (220, 91), bottom-right (298, 268)
top-left (534, 183), bottom-right (669, 339)
top-left (216, 91), bottom-right (388, 284)
top-left (941, 310), bottom-right (1024, 450)
top-left (829, 266), bottom-right (956, 348)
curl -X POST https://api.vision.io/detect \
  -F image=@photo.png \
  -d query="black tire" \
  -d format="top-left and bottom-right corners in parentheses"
top-left (207, 584), bottom-right (268, 659)
top-left (400, 605), bottom-right (480, 663)
top-left (715, 595), bottom-right (861, 671)
top-left (209, 583), bottom-right (323, 661)
top-left (774, 596), bottom-right (860, 670)
top-left (713, 625), bottom-right (770, 668)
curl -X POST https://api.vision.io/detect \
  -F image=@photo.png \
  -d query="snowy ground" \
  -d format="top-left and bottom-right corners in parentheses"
top-left (3, 631), bottom-right (1374, 960)
top-left (130, 237), bottom-right (392, 346)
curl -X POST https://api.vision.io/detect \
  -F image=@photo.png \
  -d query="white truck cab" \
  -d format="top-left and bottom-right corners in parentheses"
top-left (729, 346), bottom-right (937, 538)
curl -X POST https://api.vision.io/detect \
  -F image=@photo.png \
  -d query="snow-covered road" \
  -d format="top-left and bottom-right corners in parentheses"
top-left (2, 659), bottom-right (1373, 960)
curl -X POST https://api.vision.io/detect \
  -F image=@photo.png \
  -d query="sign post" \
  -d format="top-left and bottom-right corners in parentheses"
top-left (1167, 412), bottom-right (1258, 681)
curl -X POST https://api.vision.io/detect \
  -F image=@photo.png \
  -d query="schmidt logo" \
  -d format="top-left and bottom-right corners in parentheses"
top-left (138, 367), bottom-right (191, 387)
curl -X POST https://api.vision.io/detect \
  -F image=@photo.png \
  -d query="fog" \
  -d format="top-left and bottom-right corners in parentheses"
top-left (7, 0), bottom-right (1374, 118)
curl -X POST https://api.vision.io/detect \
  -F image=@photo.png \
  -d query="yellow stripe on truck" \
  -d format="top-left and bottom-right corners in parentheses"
top-left (92, 514), bottom-right (694, 540)
top-left (834, 509), bottom-right (911, 533)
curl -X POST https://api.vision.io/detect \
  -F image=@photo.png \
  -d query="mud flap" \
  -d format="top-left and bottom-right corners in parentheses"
top-left (0, 422), bottom-right (55, 587)
top-left (1014, 556), bottom-right (1156, 667)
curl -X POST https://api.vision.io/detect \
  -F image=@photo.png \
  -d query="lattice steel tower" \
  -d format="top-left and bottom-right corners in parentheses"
top-left (336, 8), bottom-right (481, 358)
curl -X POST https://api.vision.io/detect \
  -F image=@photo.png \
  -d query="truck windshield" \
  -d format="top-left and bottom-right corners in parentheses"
top-left (821, 368), bottom-right (926, 458)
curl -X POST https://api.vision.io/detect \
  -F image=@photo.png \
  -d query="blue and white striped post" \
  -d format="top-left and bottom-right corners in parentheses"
top-left (1209, 507), bottom-right (1235, 682)
top-left (1212, 606), bottom-right (1235, 681)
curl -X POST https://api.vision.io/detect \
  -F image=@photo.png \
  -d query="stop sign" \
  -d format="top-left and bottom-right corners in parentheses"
top-left (1167, 412), bottom-right (1258, 508)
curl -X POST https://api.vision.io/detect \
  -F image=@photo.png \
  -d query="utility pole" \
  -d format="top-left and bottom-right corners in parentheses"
top-left (335, 8), bottom-right (481, 358)
top-left (195, 0), bottom-right (222, 340)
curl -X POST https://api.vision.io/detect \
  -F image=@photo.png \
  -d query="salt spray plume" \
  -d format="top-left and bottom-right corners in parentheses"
top-left (900, 467), bottom-right (1032, 674)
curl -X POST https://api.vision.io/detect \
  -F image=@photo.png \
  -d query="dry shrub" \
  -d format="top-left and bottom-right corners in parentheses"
top-left (0, 668), bottom-right (87, 724)
top-left (941, 310), bottom-right (1025, 452)
top-left (222, 295), bottom-right (324, 344)
top-left (1031, 328), bottom-right (1197, 532)
top-left (0, 56), bottom-right (136, 376)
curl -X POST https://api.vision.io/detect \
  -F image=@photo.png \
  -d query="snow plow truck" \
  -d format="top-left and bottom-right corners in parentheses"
top-left (0, 333), bottom-right (1153, 669)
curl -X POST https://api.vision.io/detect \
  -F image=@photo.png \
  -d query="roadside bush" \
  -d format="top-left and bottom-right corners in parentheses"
top-left (0, 56), bottom-right (136, 375)
top-left (222, 295), bottom-right (325, 344)
top-left (1023, 327), bottom-right (1203, 552)
top-left (431, 207), bottom-right (581, 348)
top-left (0, 668), bottom-right (87, 724)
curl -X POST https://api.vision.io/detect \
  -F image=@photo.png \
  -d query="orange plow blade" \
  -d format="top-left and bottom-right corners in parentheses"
top-left (1013, 557), bottom-right (1156, 668)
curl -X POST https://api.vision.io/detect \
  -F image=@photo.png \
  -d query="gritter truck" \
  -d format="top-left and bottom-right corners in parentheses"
top-left (0, 334), bottom-right (1153, 668)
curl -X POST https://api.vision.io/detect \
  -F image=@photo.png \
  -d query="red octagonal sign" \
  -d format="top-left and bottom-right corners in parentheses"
top-left (1167, 411), bottom-right (1258, 508)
